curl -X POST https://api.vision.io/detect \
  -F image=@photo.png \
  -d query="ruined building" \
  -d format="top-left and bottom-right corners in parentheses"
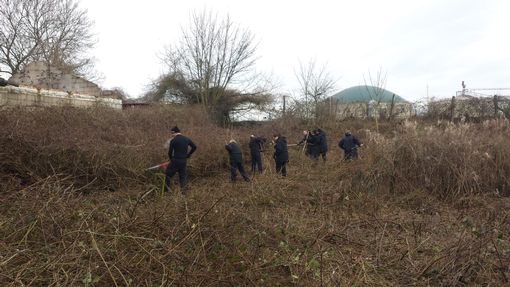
top-left (9, 61), bottom-right (103, 97)
top-left (1, 61), bottom-right (122, 109)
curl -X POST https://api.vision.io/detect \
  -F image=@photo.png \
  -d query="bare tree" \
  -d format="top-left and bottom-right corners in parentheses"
top-left (295, 58), bottom-right (337, 121)
top-left (363, 68), bottom-right (389, 119)
top-left (363, 68), bottom-right (387, 104)
top-left (162, 9), bottom-right (271, 124)
top-left (164, 10), bottom-right (256, 107)
top-left (0, 0), bottom-right (95, 77)
top-left (0, 0), bottom-right (34, 75)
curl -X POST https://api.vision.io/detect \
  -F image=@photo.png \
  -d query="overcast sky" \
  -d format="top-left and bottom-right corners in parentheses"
top-left (85, 0), bottom-right (510, 102)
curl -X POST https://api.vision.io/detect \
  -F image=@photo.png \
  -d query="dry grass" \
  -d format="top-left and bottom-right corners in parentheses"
top-left (1, 106), bottom-right (509, 286)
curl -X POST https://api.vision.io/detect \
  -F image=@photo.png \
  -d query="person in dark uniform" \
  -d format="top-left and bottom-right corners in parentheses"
top-left (249, 135), bottom-right (264, 174)
top-left (164, 126), bottom-right (197, 195)
top-left (338, 131), bottom-right (362, 161)
top-left (273, 133), bottom-right (289, 176)
top-left (225, 139), bottom-right (250, 182)
top-left (317, 128), bottom-right (328, 162)
top-left (307, 130), bottom-right (321, 160)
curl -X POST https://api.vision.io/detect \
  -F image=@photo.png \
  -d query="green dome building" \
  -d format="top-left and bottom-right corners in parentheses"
top-left (329, 85), bottom-right (413, 119)
top-left (331, 85), bottom-right (408, 103)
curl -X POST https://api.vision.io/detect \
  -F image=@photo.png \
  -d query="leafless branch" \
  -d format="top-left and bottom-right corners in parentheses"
top-left (295, 58), bottom-right (337, 121)
top-left (0, 0), bottom-right (95, 78)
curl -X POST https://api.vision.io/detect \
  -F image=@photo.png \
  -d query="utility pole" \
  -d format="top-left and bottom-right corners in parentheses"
top-left (282, 95), bottom-right (287, 116)
top-left (329, 96), bottom-right (332, 119)
top-left (426, 84), bottom-right (429, 103)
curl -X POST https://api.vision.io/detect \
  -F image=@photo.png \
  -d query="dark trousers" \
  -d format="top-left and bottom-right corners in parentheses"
top-left (251, 152), bottom-right (263, 173)
top-left (230, 160), bottom-right (250, 181)
top-left (164, 159), bottom-right (187, 193)
top-left (310, 147), bottom-right (320, 158)
top-left (319, 151), bottom-right (327, 161)
top-left (275, 161), bottom-right (287, 176)
top-left (344, 149), bottom-right (358, 160)
top-left (305, 146), bottom-right (312, 157)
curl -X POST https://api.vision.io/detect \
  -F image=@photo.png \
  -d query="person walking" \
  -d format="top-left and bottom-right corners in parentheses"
top-left (164, 126), bottom-right (197, 195)
top-left (249, 135), bottom-right (264, 174)
top-left (307, 130), bottom-right (321, 160)
top-left (317, 128), bottom-right (328, 162)
top-left (225, 139), bottom-right (251, 182)
top-left (338, 131), bottom-right (362, 160)
top-left (273, 133), bottom-right (289, 176)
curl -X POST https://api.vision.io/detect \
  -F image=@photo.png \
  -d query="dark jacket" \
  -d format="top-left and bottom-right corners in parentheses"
top-left (339, 134), bottom-right (361, 152)
top-left (168, 134), bottom-right (197, 160)
top-left (307, 134), bottom-right (320, 155)
top-left (225, 142), bottom-right (243, 162)
top-left (318, 130), bottom-right (328, 153)
top-left (273, 137), bottom-right (289, 162)
top-left (249, 137), bottom-right (263, 155)
top-left (306, 134), bottom-right (319, 146)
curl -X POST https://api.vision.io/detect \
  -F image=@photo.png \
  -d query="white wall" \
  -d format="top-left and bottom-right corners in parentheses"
top-left (0, 86), bottom-right (122, 110)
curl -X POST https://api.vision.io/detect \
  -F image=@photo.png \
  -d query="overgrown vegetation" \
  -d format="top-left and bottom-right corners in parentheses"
top-left (1, 106), bottom-right (509, 286)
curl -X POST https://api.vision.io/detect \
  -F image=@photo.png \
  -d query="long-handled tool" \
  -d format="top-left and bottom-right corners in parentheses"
top-left (302, 133), bottom-right (309, 153)
top-left (146, 161), bottom-right (169, 171)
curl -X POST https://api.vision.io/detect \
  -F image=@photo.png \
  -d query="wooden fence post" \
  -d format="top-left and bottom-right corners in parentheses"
top-left (493, 95), bottom-right (499, 118)
top-left (389, 93), bottom-right (396, 120)
top-left (449, 96), bottom-right (456, 122)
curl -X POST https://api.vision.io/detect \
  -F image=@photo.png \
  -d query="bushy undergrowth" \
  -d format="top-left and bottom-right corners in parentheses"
top-left (359, 120), bottom-right (510, 198)
top-left (0, 105), bottom-right (229, 192)
top-left (391, 120), bottom-right (510, 197)
top-left (1, 106), bottom-right (509, 286)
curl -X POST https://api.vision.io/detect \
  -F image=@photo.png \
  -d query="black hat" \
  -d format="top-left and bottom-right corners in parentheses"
top-left (170, 126), bottom-right (180, 133)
